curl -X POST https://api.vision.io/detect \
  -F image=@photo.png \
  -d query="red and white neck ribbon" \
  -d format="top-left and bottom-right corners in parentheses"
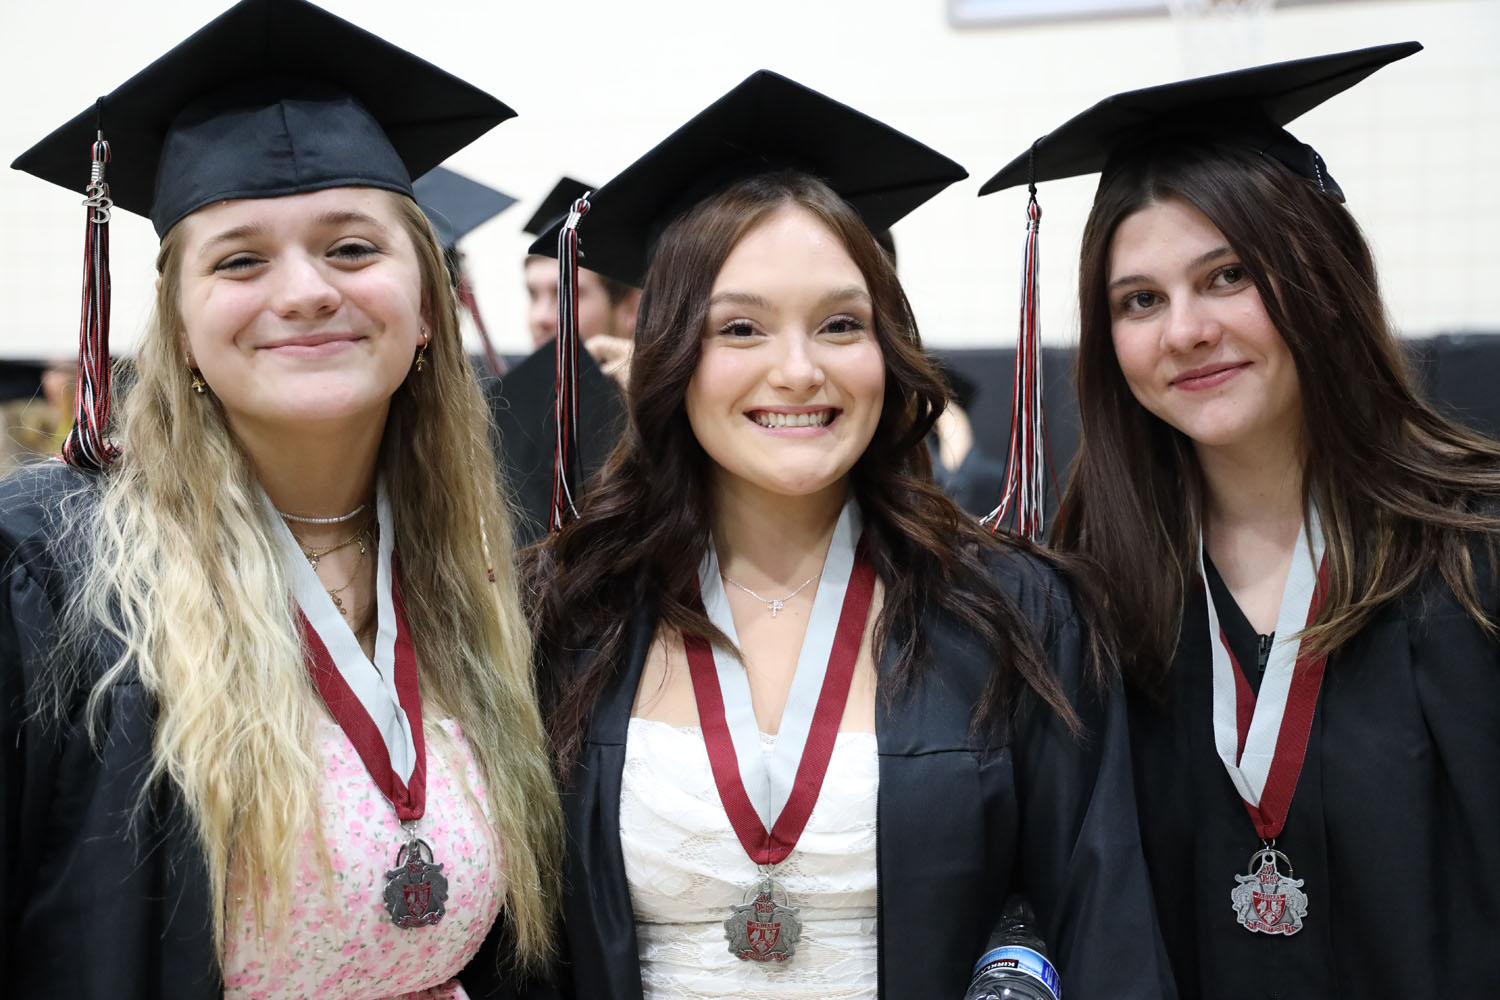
top-left (686, 501), bottom-right (874, 864)
top-left (267, 485), bottom-right (423, 804)
top-left (1202, 511), bottom-right (1330, 839)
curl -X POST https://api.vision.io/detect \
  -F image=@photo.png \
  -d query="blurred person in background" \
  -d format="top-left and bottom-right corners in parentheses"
top-left (493, 178), bottom-right (638, 544)
top-left (522, 177), bottom-right (640, 387)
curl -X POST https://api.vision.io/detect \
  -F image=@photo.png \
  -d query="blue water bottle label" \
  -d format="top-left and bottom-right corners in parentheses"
top-left (972, 945), bottom-right (1062, 1000)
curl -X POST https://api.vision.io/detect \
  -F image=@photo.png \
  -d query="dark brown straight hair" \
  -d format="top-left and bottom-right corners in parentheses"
top-left (528, 171), bottom-right (1104, 774)
top-left (1055, 139), bottom-right (1500, 692)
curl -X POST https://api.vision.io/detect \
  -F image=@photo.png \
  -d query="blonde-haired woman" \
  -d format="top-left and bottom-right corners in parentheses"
top-left (1, 2), bottom-right (560, 997)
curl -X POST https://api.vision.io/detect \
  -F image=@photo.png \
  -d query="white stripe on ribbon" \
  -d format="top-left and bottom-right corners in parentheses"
top-left (1203, 509), bottom-right (1325, 809)
top-left (266, 483), bottom-right (417, 783)
top-left (696, 500), bottom-right (860, 829)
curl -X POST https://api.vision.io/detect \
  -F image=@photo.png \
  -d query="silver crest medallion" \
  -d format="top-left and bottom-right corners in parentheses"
top-left (724, 877), bottom-right (802, 962)
top-left (1231, 847), bottom-right (1308, 935)
top-left (383, 837), bottom-right (449, 928)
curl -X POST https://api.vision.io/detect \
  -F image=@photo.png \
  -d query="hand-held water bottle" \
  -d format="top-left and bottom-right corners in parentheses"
top-left (962, 896), bottom-right (1061, 1000)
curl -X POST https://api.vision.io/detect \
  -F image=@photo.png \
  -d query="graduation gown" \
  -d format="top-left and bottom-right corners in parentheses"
top-left (544, 551), bottom-right (1175, 1000)
top-left (1130, 553), bottom-right (1500, 999)
top-left (0, 462), bottom-right (521, 999)
top-left (486, 341), bottom-right (625, 548)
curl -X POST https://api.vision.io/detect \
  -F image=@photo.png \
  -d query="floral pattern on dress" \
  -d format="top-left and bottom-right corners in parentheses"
top-left (222, 718), bottom-right (506, 1000)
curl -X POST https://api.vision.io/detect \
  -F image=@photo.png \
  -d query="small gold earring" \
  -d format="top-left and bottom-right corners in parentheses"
top-left (414, 343), bottom-right (427, 373)
top-left (190, 370), bottom-right (206, 394)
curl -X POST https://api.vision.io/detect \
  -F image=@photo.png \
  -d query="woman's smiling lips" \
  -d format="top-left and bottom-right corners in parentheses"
top-left (1170, 361), bottom-right (1250, 391)
top-left (745, 405), bottom-right (841, 434)
top-left (259, 331), bottom-right (363, 359)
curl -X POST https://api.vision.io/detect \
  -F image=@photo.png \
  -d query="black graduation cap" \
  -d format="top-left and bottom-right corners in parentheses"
top-left (413, 167), bottom-right (518, 249)
top-left (979, 41), bottom-right (1422, 202)
top-left (526, 69), bottom-right (968, 287)
top-left (11, 0), bottom-right (515, 237)
top-left (522, 177), bottom-right (595, 239)
top-left (9, 0), bottom-right (513, 472)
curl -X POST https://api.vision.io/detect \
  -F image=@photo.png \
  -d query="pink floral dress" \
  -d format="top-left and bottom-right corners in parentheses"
top-left (222, 718), bottom-right (506, 999)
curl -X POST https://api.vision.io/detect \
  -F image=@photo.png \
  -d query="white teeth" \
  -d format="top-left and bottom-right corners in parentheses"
top-left (753, 410), bottom-right (833, 428)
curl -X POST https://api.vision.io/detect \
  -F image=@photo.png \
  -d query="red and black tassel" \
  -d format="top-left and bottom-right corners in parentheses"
top-left (63, 107), bottom-right (119, 471)
top-left (550, 192), bottom-right (591, 533)
top-left (985, 151), bottom-right (1054, 542)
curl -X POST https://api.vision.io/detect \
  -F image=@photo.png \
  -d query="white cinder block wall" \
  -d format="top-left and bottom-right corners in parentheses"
top-left (1, 0), bottom-right (1494, 360)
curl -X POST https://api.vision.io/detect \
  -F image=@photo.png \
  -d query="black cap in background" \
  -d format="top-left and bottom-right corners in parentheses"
top-left (11, 0), bottom-right (515, 236)
top-left (979, 41), bottom-right (1422, 202)
top-left (522, 176), bottom-right (595, 238)
top-left (527, 70), bottom-right (968, 287)
top-left (414, 166), bottom-right (518, 249)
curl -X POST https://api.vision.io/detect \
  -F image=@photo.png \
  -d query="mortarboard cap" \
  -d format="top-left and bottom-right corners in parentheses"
top-left (522, 177), bottom-right (595, 239)
top-left (9, 0), bottom-right (513, 472)
top-left (11, 0), bottom-right (515, 238)
top-left (413, 166), bottom-right (519, 249)
top-left (527, 70), bottom-right (968, 287)
top-left (979, 41), bottom-right (1422, 203)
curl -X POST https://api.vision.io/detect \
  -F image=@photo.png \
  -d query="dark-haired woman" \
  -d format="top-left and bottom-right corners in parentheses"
top-left (1042, 48), bottom-right (1500, 1000)
top-left (524, 71), bottom-right (1172, 1000)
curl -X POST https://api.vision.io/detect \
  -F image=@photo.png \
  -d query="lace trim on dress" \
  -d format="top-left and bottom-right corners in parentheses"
top-left (620, 717), bottom-right (879, 999)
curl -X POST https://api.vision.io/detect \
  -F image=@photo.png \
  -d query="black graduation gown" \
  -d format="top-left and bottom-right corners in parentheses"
top-left (0, 462), bottom-right (521, 999)
top-left (543, 552), bottom-right (1176, 1000)
top-left (1129, 555), bottom-right (1500, 999)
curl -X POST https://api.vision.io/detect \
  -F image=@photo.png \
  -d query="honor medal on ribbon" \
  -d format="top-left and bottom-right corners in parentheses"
top-left (1231, 847), bottom-right (1308, 935)
top-left (384, 836), bottom-right (450, 928)
top-left (724, 877), bottom-right (803, 962)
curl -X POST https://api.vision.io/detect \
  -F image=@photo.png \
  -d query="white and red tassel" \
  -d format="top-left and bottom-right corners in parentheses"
top-left (64, 124), bottom-right (119, 471)
top-left (985, 186), bottom-right (1050, 541)
top-left (550, 193), bottom-right (591, 533)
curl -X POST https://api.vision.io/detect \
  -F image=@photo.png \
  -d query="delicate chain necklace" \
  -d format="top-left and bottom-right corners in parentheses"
top-left (323, 540), bottom-right (369, 617)
top-left (296, 523), bottom-right (371, 569)
top-left (720, 571), bottom-right (821, 618)
top-left (277, 502), bottom-right (368, 525)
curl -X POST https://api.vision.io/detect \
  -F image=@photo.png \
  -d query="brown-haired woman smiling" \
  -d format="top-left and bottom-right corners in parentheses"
top-left (984, 43), bottom-right (1500, 999)
top-left (525, 72), bottom-right (1172, 1000)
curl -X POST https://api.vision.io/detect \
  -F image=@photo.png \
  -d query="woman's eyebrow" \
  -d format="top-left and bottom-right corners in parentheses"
top-left (1108, 246), bottom-right (1233, 291)
top-left (707, 290), bottom-right (775, 310)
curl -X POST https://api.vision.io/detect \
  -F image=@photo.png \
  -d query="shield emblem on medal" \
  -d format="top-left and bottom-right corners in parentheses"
top-left (724, 880), bottom-right (802, 962)
top-left (383, 837), bottom-right (450, 928)
top-left (1231, 849), bottom-right (1308, 935)
top-left (746, 918), bottom-right (782, 955)
top-left (402, 879), bottom-right (434, 917)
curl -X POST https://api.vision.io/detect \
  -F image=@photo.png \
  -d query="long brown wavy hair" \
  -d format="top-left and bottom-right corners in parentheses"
top-left (529, 171), bottom-right (1103, 773)
top-left (1054, 139), bottom-right (1500, 692)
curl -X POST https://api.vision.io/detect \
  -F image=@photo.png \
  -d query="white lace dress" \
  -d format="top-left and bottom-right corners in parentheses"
top-left (620, 717), bottom-right (879, 999)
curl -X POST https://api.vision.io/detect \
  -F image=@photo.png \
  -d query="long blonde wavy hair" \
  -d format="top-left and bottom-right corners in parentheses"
top-left (65, 192), bottom-right (561, 968)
